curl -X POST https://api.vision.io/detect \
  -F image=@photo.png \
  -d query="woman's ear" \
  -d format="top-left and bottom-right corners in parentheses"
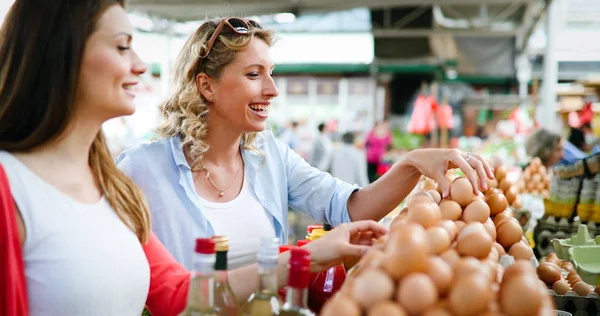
top-left (196, 72), bottom-right (215, 101)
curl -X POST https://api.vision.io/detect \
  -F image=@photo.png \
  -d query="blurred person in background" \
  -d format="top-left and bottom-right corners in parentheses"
top-left (330, 132), bottom-right (369, 187)
top-left (525, 128), bottom-right (583, 168)
top-left (117, 17), bottom-right (494, 273)
top-left (365, 121), bottom-right (392, 182)
top-left (309, 122), bottom-right (332, 171)
top-left (0, 2), bottom-right (395, 315)
top-left (278, 120), bottom-right (299, 150)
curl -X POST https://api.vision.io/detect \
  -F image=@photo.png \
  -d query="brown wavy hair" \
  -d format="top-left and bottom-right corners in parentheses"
top-left (156, 18), bottom-right (276, 169)
top-left (0, 0), bottom-right (150, 242)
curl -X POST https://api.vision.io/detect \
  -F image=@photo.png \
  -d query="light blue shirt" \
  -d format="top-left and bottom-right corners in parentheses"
top-left (116, 131), bottom-right (358, 269)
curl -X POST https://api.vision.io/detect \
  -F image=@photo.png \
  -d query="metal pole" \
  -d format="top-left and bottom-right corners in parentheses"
top-left (539, 0), bottom-right (562, 131)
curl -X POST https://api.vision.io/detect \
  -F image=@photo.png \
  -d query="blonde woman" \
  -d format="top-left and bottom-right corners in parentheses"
top-left (118, 18), bottom-right (494, 271)
top-left (0, 2), bottom-right (390, 315)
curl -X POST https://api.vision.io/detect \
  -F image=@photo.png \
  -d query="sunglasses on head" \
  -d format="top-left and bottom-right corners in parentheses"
top-left (199, 17), bottom-right (262, 59)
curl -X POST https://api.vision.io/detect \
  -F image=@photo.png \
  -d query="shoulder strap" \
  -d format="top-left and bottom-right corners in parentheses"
top-left (0, 164), bottom-right (29, 316)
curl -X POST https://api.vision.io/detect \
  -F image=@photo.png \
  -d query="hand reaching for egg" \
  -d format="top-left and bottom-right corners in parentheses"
top-left (303, 220), bottom-right (389, 273)
top-left (404, 148), bottom-right (495, 198)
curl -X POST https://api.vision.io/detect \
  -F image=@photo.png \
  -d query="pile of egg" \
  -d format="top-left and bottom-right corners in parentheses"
top-left (538, 252), bottom-right (600, 297)
top-left (488, 165), bottom-right (523, 210)
top-left (321, 176), bottom-right (555, 316)
top-left (518, 157), bottom-right (551, 198)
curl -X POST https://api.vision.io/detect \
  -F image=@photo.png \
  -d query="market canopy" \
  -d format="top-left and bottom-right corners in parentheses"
top-left (127, 0), bottom-right (551, 77)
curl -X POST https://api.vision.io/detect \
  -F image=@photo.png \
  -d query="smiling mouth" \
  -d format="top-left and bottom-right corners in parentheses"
top-left (249, 104), bottom-right (270, 115)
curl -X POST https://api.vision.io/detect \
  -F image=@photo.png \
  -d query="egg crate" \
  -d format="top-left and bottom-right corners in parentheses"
top-left (549, 290), bottom-right (600, 316)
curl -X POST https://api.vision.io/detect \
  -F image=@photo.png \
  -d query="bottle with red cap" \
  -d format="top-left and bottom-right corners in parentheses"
top-left (307, 223), bottom-right (346, 314)
top-left (274, 247), bottom-right (315, 316)
top-left (277, 245), bottom-right (293, 302)
top-left (180, 238), bottom-right (218, 316)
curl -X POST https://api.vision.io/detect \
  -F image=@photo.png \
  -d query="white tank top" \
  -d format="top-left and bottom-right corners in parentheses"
top-left (199, 169), bottom-right (276, 270)
top-left (0, 151), bottom-right (150, 316)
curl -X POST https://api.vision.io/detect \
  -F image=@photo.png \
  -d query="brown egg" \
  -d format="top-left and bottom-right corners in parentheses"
top-left (502, 260), bottom-right (536, 283)
top-left (567, 270), bottom-right (581, 285)
top-left (482, 218), bottom-right (497, 241)
top-left (397, 273), bottom-right (438, 315)
top-left (508, 241), bottom-right (534, 261)
top-left (512, 195), bottom-right (523, 209)
top-left (439, 200), bottom-right (462, 221)
top-left (427, 190), bottom-right (442, 204)
top-left (457, 222), bottom-right (493, 259)
top-left (351, 269), bottom-right (395, 308)
top-left (422, 307), bottom-right (453, 316)
top-left (427, 226), bottom-right (452, 255)
top-left (408, 201), bottom-right (441, 228)
top-left (454, 220), bottom-right (467, 233)
top-left (476, 191), bottom-right (486, 201)
top-left (350, 249), bottom-right (384, 278)
top-left (495, 166), bottom-right (508, 182)
top-left (595, 285), bottom-right (600, 295)
top-left (389, 221), bottom-right (426, 243)
top-left (487, 193), bottom-right (509, 217)
top-left (440, 248), bottom-right (461, 268)
top-left (492, 242), bottom-right (506, 256)
top-left (426, 257), bottom-right (453, 296)
top-left (463, 199), bottom-right (491, 223)
top-left (451, 178), bottom-right (475, 208)
top-left (505, 187), bottom-right (518, 205)
top-left (367, 301), bottom-right (407, 316)
top-left (437, 220), bottom-right (458, 241)
top-left (552, 280), bottom-right (570, 295)
top-left (449, 275), bottom-right (491, 316)
top-left (486, 246), bottom-right (500, 263)
top-left (536, 262), bottom-right (561, 285)
top-left (546, 252), bottom-right (559, 264)
top-left (499, 179), bottom-right (513, 192)
top-left (487, 178), bottom-right (498, 191)
top-left (561, 261), bottom-right (574, 272)
top-left (321, 294), bottom-right (361, 316)
top-left (383, 236), bottom-right (428, 280)
top-left (409, 192), bottom-right (434, 207)
top-left (500, 275), bottom-right (543, 316)
top-left (573, 281), bottom-right (592, 296)
top-left (496, 218), bottom-right (523, 249)
top-left (492, 210), bottom-right (513, 227)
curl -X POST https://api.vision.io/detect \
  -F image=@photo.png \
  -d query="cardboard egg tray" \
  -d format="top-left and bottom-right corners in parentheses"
top-left (549, 290), bottom-right (600, 316)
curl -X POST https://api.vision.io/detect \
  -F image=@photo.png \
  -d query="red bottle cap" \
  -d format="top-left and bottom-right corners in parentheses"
top-left (288, 247), bottom-right (311, 289)
top-left (279, 245), bottom-right (293, 253)
top-left (195, 238), bottom-right (216, 254)
top-left (297, 240), bottom-right (310, 247)
top-left (307, 224), bottom-right (322, 234)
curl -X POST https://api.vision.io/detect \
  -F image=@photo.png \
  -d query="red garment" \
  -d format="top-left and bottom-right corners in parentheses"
top-left (0, 164), bottom-right (29, 316)
top-left (144, 232), bottom-right (191, 316)
top-left (436, 103), bottom-right (453, 129)
top-left (408, 95), bottom-right (438, 135)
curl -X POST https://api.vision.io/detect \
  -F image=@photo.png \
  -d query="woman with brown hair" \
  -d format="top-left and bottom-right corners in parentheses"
top-left (0, 1), bottom-right (388, 315)
top-left (118, 17), bottom-right (495, 271)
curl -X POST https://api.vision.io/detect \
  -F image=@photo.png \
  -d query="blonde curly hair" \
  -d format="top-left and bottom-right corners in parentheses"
top-left (156, 18), bottom-right (276, 169)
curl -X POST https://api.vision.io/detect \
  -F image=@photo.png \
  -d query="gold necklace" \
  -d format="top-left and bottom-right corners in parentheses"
top-left (195, 157), bottom-right (242, 197)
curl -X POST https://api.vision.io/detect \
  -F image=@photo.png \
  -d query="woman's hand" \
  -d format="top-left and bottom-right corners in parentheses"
top-left (303, 220), bottom-right (388, 272)
top-left (403, 148), bottom-right (495, 198)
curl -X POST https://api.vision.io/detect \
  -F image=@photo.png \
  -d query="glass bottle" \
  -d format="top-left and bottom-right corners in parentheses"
top-left (179, 238), bottom-right (218, 316)
top-left (307, 224), bottom-right (346, 314)
top-left (241, 237), bottom-right (282, 316)
top-left (211, 236), bottom-right (238, 316)
top-left (274, 247), bottom-right (315, 316)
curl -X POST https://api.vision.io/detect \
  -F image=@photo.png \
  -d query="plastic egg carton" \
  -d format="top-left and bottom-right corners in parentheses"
top-left (549, 290), bottom-right (600, 316)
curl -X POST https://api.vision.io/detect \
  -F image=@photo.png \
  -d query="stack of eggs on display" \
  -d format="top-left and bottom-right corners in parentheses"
top-left (538, 252), bottom-right (600, 297)
top-left (519, 158), bottom-right (551, 198)
top-left (488, 165), bottom-right (523, 210)
top-left (321, 176), bottom-right (555, 316)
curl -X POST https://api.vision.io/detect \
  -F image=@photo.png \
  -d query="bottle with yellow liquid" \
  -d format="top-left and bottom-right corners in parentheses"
top-left (211, 236), bottom-right (238, 316)
top-left (241, 237), bottom-right (282, 316)
top-left (179, 238), bottom-right (218, 316)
